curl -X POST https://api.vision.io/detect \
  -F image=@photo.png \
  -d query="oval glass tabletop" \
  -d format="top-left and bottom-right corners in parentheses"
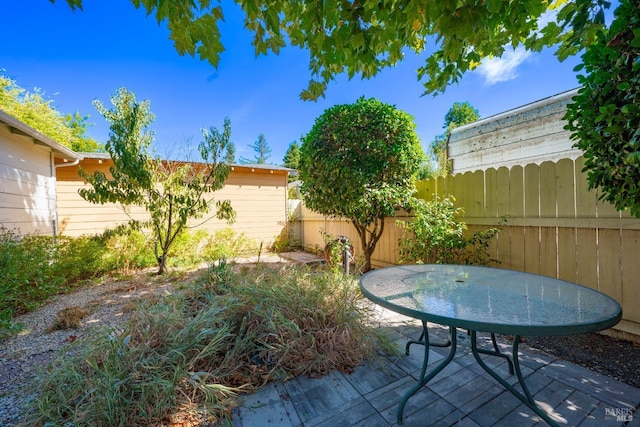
top-left (359, 264), bottom-right (622, 336)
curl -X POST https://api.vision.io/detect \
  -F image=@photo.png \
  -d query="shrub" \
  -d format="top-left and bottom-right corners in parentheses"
top-left (398, 197), bottom-right (503, 266)
top-left (0, 228), bottom-right (63, 316)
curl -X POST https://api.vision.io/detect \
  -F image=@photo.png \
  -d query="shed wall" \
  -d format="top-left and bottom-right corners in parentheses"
top-left (55, 160), bottom-right (288, 244)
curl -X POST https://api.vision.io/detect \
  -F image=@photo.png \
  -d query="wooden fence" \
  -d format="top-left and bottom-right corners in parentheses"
top-left (299, 156), bottom-right (640, 340)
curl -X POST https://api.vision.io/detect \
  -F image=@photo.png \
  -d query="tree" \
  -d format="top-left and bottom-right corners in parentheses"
top-left (565, 0), bottom-right (640, 218)
top-left (52, 0), bottom-right (613, 101)
top-left (433, 102), bottom-right (480, 174)
top-left (417, 102), bottom-right (480, 179)
top-left (240, 134), bottom-right (271, 164)
top-left (79, 88), bottom-right (235, 274)
top-left (0, 73), bottom-right (101, 152)
top-left (299, 97), bottom-right (424, 272)
top-left (225, 141), bottom-right (236, 163)
top-left (283, 140), bottom-right (300, 169)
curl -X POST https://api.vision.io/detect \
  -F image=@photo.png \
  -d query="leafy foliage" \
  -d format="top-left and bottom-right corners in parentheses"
top-left (240, 133), bottom-right (272, 164)
top-left (30, 263), bottom-right (389, 425)
top-left (398, 197), bottom-right (502, 266)
top-left (0, 73), bottom-right (101, 151)
top-left (80, 88), bottom-right (235, 273)
top-left (53, 0), bottom-right (613, 100)
top-left (0, 228), bottom-right (109, 326)
top-left (564, 0), bottom-right (640, 217)
top-left (299, 97), bottom-right (424, 271)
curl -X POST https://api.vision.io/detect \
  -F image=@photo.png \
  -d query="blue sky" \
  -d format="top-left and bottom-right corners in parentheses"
top-left (1, 0), bottom-right (583, 164)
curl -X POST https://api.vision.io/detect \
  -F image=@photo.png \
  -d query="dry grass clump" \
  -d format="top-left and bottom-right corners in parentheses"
top-left (30, 262), bottom-right (389, 426)
top-left (46, 306), bottom-right (91, 332)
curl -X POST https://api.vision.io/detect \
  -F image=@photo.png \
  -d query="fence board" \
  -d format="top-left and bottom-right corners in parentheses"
top-left (575, 157), bottom-right (596, 218)
top-left (556, 159), bottom-right (575, 218)
top-left (557, 227), bottom-right (577, 282)
top-left (621, 231), bottom-right (640, 324)
top-left (539, 161), bottom-right (557, 218)
top-left (524, 226), bottom-right (540, 274)
top-left (540, 226), bottom-right (557, 278)
top-left (485, 168), bottom-right (497, 218)
top-left (472, 170), bottom-right (484, 217)
top-left (576, 229), bottom-right (598, 289)
top-left (510, 166), bottom-right (524, 218)
top-left (496, 167), bottom-right (509, 217)
top-left (510, 226), bottom-right (526, 272)
top-left (598, 229), bottom-right (622, 301)
top-left (524, 164), bottom-right (539, 218)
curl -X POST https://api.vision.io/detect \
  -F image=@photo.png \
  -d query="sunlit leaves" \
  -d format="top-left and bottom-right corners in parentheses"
top-left (0, 73), bottom-right (101, 152)
top-left (564, 0), bottom-right (640, 217)
top-left (55, 0), bottom-right (614, 100)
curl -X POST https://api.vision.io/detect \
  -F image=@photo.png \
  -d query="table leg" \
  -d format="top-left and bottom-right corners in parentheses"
top-left (398, 322), bottom-right (457, 424)
top-left (470, 331), bottom-right (560, 427)
top-left (405, 325), bottom-right (452, 355)
top-left (474, 332), bottom-right (515, 374)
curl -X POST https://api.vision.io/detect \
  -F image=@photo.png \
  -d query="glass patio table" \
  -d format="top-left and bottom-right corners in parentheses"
top-left (359, 264), bottom-right (622, 426)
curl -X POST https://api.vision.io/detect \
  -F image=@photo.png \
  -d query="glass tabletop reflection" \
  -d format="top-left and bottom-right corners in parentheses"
top-left (359, 264), bottom-right (622, 336)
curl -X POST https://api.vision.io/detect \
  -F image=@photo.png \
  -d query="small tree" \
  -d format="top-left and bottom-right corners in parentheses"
top-left (240, 134), bottom-right (271, 164)
top-left (225, 141), bottom-right (236, 163)
top-left (299, 97), bottom-right (424, 272)
top-left (79, 88), bottom-right (235, 274)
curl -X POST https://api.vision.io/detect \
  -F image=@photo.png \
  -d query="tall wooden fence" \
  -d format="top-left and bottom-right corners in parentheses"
top-left (300, 157), bottom-right (640, 340)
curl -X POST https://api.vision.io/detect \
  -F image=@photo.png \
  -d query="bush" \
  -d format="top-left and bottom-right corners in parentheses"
top-left (398, 197), bottom-right (503, 266)
top-left (0, 228), bottom-right (63, 316)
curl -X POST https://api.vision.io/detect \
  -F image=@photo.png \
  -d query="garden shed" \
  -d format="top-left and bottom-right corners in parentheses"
top-left (55, 153), bottom-right (292, 244)
top-left (0, 109), bottom-right (82, 237)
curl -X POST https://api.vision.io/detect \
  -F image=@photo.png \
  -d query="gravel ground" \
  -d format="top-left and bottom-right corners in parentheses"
top-left (0, 273), bottom-right (177, 426)
top-left (2, 264), bottom-right (639, 426)
top-left (523, 333), bottom-right (640, 389)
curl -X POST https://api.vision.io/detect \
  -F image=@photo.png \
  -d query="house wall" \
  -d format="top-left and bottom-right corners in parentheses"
top-left (0, 123), bottom-right (57, 236)
top-left (55, 159), bottom-right (289, 245)
top-left (448, 89), bottom-right (583, 173)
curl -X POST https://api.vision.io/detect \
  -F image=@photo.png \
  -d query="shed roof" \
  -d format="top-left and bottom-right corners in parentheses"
top-left (78, 152), bottom-right (293, 174)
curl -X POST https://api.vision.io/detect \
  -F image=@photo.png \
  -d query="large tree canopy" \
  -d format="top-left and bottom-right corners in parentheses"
top-left (299, 97), bottom-right (424, 272)
top-left (53, 0), bottom-right (612, 100)
top-left (0, 73), bottom-right (101, 152)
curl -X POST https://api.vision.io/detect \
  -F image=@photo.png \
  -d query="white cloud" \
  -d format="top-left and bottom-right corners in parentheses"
top-left (476, 47), bottom-right (532, 85)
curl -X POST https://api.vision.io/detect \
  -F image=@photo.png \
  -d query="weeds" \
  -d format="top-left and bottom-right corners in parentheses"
top-left (29, 263), bottom-right (390, 426)
top-left (0, 227), bottom-right (257, 338)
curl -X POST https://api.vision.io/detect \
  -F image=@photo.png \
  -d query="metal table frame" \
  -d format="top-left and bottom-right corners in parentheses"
top-left (359, 264), bottom-right (622, 426)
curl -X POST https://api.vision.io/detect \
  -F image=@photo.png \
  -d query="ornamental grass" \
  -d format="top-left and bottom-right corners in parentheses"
top-left (30, 261), bottom-right (390, 426)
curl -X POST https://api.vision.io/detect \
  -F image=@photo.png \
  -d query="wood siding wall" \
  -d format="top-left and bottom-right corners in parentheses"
top-left (0, 124), bottom-right (56, 236)
top-left (56, 160), bottom-right (289, 244)
top-left (299, 157), bottom-right (640, 340)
